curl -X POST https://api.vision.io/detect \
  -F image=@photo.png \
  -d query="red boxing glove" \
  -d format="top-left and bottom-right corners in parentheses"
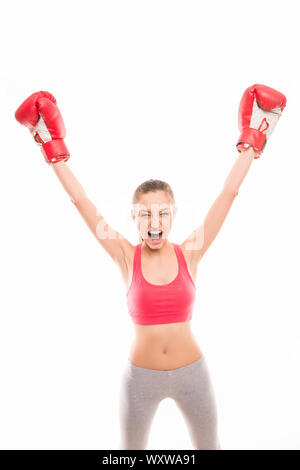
top-left (237, 84), bottom-right (287, 158)
top-left (15, 91), bottom-right (70, 164)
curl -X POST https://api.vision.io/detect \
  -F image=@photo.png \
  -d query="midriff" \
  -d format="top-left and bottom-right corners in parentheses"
top-left (129, 320), bottom-right (203, 370)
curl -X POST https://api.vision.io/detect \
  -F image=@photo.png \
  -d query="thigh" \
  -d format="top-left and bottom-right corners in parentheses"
top-left (170, 356), bottom-right (220, 450)
top-left (118, 362), bottom-right (168, 450)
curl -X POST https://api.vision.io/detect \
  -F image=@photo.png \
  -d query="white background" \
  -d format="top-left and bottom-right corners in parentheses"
top-left (0, 0), bottom-right (299, 450)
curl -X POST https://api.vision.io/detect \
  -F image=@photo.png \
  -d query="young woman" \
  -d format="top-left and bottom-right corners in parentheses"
top-left (15, 84), bottom-right (286, 450)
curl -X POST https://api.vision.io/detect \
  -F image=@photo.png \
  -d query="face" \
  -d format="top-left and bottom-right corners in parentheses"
top-left (131, 191), bottom-right (177, 249)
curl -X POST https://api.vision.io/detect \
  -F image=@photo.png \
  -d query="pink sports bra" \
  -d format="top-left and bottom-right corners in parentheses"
top-left (126, 242), bottom-right (196, 325)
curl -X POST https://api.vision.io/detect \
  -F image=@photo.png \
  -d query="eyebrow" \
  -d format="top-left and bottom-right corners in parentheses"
top-left (140, 208), bottom-right (170, 213)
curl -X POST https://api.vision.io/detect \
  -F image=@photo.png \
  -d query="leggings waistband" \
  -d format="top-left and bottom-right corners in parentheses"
top-left (127, 354), bottom-right (206, 375)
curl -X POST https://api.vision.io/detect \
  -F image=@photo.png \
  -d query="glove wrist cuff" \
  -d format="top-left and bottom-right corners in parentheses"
top-left (237, 128), bottom-right (266, 155)
top-left (42, 139), bottom-right (70, 164)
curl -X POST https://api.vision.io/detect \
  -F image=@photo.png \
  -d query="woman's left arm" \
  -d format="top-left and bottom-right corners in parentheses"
top-left (182, 146), bottom-right (257, 263)
top-left (182, 83), bottom-right (286, 264)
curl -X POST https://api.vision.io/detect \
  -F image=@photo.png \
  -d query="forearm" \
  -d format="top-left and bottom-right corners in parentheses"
top-left (50, 161), bottom-right (87, 203)
top-left (222, 147), bottom-right (257, 195)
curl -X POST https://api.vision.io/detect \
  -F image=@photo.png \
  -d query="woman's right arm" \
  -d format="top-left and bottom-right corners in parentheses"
top-left (15, 91), bottom-right (130, 269)
top-left (51, 160), bottom-right (130, 265)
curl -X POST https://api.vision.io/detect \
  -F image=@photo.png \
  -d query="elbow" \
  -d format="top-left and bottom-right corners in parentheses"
top-left (222, 187), bottom-right (239, 198)
top-left (71, 197), bottom-right (79, 206)
top-left (71, 193), bottom-right (88, 206)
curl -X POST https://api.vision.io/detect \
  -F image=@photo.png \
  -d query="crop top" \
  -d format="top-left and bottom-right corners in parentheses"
top-left (126, 242), bottom-right (196, 325)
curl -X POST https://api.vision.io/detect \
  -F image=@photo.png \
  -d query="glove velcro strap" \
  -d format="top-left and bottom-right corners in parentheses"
top-left (237, 128), bottom-right (266, 153)
top-left (42, 139), bottom-right (70, 164)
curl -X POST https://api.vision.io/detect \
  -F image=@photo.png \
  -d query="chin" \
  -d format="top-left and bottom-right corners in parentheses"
top-left (145, 236), bottom-right (168, 248)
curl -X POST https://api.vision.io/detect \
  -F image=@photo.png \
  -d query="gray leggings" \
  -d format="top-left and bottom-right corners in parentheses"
top-left (119, 354), bottom-right (221, 450)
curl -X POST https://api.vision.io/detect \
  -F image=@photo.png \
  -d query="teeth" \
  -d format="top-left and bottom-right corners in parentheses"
top-left (148, 230), bottom-right (163, 240)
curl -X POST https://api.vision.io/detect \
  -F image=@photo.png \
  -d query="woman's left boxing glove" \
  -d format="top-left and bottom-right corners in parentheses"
top-left (236, 84), bottom-right (287, 158)
top-left (15, 91), bottom-right (70, 164)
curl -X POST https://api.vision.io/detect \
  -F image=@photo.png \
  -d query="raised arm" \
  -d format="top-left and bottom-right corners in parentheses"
top-left (182, 83), bottom-right (287, 266)
top-left (51, 160), bottom-right (129, 264)
top-left (15, 90), bottom-right (130, 267)
top-left (182, 146), bottom-right (256, 262)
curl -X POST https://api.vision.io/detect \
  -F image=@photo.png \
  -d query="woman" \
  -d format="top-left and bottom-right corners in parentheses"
top-left (15, 84), bottom-right (286, 450)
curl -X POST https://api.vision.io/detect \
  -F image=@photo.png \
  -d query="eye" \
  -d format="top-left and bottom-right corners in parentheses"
top-left (162, 212), bottom-right (169, 216)
top-left (141, 213), bottom-right (148, 217)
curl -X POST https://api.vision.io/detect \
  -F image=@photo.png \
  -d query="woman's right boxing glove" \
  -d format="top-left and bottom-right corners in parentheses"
top-left (236, 84), bottom-right (287, 158)
top-left (15, 91), bottom-right (70, 164)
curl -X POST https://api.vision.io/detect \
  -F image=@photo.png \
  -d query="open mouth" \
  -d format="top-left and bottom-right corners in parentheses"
top-left (148, 231), bottom-right (163, 240)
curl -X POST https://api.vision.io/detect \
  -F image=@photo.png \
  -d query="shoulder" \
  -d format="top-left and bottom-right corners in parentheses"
top-left (119, 239), bottom-right (139, 269)
top-left (177, 241), bottom-right (201, 284)
top-left (178, 241), bottom-right (193, 264)
top-left (178, 240), bottom-right (202, 272)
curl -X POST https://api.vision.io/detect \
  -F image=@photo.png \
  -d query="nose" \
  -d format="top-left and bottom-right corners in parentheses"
top-left (149, 213), bottom-right (161, 229)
